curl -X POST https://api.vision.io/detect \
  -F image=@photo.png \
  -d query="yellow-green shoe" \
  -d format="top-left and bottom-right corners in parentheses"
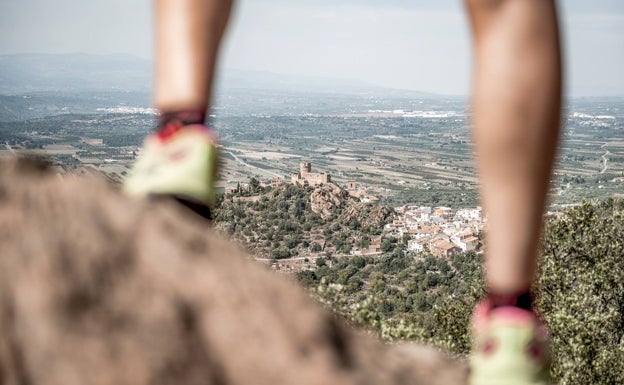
top-left (123, 124), bottom-right (218, 219)
top-left (469, 302), bottom-right (551, 385)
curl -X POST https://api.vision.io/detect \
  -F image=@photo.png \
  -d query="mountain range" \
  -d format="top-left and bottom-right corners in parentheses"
top-left (0, 53), bottom-right (436, 98)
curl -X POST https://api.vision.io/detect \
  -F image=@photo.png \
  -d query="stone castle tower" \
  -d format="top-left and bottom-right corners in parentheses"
top-left (300, 162), bottom-right (311, 175)
top-left (291, 162), bottom-right (330, 186)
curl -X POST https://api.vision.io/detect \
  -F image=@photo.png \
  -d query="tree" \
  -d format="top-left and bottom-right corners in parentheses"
top-left (535, 200), bottom-right (624, 384)
top-left (349, 256), bottom-right (366, 269)
top-left (270, 247), bottom-right (291, 260)
top-left (296, 270), bottom-right (318, 286)
top-left (381, 237), bottom-right (397, 253)
top-left (249, 177), bottom-right (260, 193)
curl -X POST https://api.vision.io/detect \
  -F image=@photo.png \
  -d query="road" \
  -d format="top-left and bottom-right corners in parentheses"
top-left (5, 142), bottom-right (16, 154)
top-left (225, 150), bottom-right (283, 178)
top-left (600, 143), bottom-right (610, 174)
top-left (558, 182), bottom-right (571, 196)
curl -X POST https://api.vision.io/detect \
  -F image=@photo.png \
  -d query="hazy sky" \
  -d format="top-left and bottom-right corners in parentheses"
top-left (1, 0), bottom-right (623, 96)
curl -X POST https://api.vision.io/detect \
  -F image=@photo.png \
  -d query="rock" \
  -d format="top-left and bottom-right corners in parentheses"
top-left (0, 157), bottom-right (467, 385)
top-left (310, 183), bottom-right (350, 219)
top-left (341, 204), bottom-right (392, 229)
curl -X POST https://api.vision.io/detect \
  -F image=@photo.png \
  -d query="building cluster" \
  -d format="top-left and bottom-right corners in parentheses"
top-left (384, 205), bottom-right (485, 258)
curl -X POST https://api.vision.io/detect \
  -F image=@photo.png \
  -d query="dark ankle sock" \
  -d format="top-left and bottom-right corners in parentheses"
top-left (488, 290), bottom-right (533, 311)
top-left (156, 109), bottom-right (206, 136)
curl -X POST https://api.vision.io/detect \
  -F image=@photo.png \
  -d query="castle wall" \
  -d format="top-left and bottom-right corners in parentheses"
top-left (292, 162), bottom-right (331, 186)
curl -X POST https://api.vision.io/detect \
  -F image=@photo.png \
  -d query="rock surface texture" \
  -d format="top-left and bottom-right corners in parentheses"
top-left (0, 158), bottom-right (467, 385)
top-left (310, 183), bottom-right (350, 219)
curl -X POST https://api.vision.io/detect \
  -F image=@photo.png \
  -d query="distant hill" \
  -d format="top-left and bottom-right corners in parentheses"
top-left (218, 68), bottom-right (436, 97)
top-left (0, 53), bottom-right (152, 93)
top-left (0, 53), bottom-right (444, 120)
top-left (0, 53), bottom-right (437, 98)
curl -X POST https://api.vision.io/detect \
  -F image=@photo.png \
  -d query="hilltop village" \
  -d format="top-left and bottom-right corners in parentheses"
top-left (385, 205), bottom-right (484, 258)
top-left (222, 162), bottom-right (487, 273)
top-left (276, 202), bottom-right (487, 273)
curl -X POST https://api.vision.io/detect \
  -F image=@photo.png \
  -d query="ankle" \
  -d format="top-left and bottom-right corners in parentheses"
top-left (156, 109), bottom-right (207, 140)
top-left (487, 289), bottom-right (533, 311)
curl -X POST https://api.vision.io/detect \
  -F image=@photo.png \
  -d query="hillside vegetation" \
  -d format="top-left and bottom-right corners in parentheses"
top-left (213, 181), bottom-right (391, 259)
top-left (215, 183), bottom-right (624, 385)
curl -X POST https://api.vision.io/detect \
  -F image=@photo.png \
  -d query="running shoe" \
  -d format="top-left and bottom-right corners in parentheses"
top-left (469, 301), bottom-right (551, 385)
top-left (123, 124), bottom-right (218, 219)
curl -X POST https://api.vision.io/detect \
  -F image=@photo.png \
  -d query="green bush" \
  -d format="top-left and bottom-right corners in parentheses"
top-left (301, 200), bottom-right (624, 384)
top-left (535, 200), bottom-right (624, 385)
top-left (270, 246), bottom-right (291, 260)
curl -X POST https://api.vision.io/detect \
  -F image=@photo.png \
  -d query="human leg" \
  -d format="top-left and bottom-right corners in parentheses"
top-left (466, 0), bottom-right (562, 298)
top-left (464, 0), bottom-right (562, 383)
top-left (154, 0), bottom-right (233, 111)
top-left (124, 0), bottom-right (233, 216)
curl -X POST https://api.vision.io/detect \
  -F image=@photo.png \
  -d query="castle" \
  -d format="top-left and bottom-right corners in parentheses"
top-left (291, 162), bottom-right (331, 186)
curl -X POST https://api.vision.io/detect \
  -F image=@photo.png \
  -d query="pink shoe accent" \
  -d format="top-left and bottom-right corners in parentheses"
top-left (471, 300), bottom-right (493, 332)
top-left (490, 306), bottom-right (537, 325)
top-left (156, 109), bottom-right (207, 140)
top-left (156, 123), bottom-right (218, 142)
top-left (472, 300), bottom-right (545, 333)
top-left (481, 337), bottom-right (498, 355)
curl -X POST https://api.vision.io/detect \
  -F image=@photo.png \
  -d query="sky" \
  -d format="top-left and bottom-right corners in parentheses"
top-left (0, 0), bottom-right (623, 96)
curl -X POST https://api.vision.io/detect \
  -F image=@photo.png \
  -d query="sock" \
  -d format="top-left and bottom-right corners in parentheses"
top-left (156, 109), bottom-right (206, 139)
top-left (487, 290), bottom-right (533, 311)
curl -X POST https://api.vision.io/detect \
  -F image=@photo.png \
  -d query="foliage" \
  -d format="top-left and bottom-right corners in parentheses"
top-left (298, 199), bottom-right (624, 384)
top-left (213, 181), bottom-right (391, 259)
top-left (386, 187), bottom-right (479, 208)
top-left (535, 199), bottom-right (624, 384)
top-left (216, 176), bottom-right (623, 384)
top-left (298, 251), bottom-right (484, 354)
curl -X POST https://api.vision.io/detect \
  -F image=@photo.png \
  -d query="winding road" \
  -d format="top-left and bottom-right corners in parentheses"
top-left (600, 143), bottom-right (610, 174)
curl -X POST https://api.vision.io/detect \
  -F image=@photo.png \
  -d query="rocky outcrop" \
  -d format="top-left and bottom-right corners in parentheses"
top-left (341, 204), bottom-right (392, 229)
top-left (0, 158), bottom-right (467, 385)
top-left (310, 183), bottom-right (350, 219)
